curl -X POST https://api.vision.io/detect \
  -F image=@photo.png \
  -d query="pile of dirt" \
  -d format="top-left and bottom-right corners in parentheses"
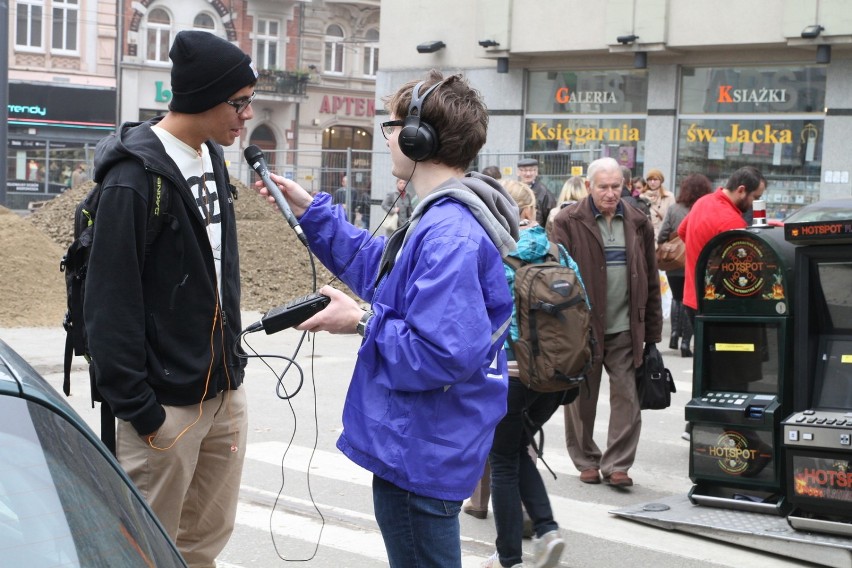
top-left (2, 179), bottom-right (354, 328)
top-left (0, 206), bottom-right (68, 327)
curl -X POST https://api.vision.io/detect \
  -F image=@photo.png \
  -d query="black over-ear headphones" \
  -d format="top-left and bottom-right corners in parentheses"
top-left (399, 79), bottom-right (447, 162)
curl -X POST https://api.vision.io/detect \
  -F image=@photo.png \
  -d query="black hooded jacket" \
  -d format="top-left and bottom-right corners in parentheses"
top-left (84, 118), bottom-right (245, 436)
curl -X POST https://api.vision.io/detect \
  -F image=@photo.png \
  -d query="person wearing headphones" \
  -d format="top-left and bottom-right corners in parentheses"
top-left (256, 69), bottom-right (519, 567)
top-left (84, 31), bottom-right (255, 566)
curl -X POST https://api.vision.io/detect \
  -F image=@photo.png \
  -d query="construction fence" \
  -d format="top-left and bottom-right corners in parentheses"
top-left (226, 147), bottom-right (602, 232)
top-left (8, 145), bottom-right (602, 224)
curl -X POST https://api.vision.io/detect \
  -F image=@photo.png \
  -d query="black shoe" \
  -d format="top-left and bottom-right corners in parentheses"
top-left (681, 341), bottom-right (693, 358)
top-left (669, 334), bottom-right (679, 350)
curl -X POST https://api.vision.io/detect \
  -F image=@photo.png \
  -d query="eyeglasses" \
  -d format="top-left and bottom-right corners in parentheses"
top-left (225, 91), bottom-right (256, 114)
top-left (381, 120), bottom-right (405, 140)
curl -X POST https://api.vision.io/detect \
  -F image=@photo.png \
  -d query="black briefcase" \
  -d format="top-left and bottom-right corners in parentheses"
top-left (635, 343), bottom-right (676, 410)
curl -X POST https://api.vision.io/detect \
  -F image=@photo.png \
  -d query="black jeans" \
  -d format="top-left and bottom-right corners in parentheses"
top-left (489, 378), bottom-right (562, 565)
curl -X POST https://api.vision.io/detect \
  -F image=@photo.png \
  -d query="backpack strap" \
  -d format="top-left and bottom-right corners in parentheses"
top-left (523, 411), bottom-right (557, 480)
top-left (145, 172), bottom-right (169, 250)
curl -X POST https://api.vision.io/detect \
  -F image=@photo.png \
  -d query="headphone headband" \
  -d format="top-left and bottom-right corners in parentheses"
top-left (409, 79), bottom-right (446, 118)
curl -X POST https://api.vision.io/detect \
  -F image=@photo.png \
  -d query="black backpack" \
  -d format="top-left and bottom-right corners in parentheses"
top-left (504, 244), bottom-right (594, 398)
top-left (59, 171), bottom-right (170, 453)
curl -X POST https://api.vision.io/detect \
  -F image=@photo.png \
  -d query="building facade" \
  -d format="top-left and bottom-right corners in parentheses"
top-left (376, 0), bottom-right (852, 220)
top-left (4, 0), bottom-right (380, 208)
top-left (5, 0), bottom-right (118, 209)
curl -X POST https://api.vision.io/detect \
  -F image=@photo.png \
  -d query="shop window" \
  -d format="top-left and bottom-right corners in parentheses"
top-left (255, 18), bottom-right (280, 70)
top-left (324, 24), bottom-right (345, 75)
top-left (145, 7), bottom-right (171, 63)
top-left (678, 66), bottom-right (827, 220)
top-left (15, 0), bottom-right (44, 49)
top-left (362, 28), bottom-right (379, 78)
top-left (526, 70), bottom-right (649, 115)
top-left (320, 125), bottom-right (373, 194)
top-left (676, 118), bottom-right (823, 220)
top-left (523, 117), bottom-right (646, 195)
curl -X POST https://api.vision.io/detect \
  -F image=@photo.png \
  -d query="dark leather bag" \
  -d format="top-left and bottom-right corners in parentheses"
top-left (635, 343), bottom-right (676, 410)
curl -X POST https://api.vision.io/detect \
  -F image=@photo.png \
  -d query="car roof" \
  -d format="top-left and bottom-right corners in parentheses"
top-left (784, 198), bottom-right (852, 223)
top-left (0, 338), bottom-right (96, 436)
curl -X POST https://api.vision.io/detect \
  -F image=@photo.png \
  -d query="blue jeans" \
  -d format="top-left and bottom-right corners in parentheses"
top-left (489, 378), bottom-right (562, 566)
top-left (372, 475), bottom-right (463, 568)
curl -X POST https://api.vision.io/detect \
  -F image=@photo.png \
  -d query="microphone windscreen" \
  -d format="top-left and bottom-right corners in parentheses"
top-left (244, 145), bottom-right (264, 164)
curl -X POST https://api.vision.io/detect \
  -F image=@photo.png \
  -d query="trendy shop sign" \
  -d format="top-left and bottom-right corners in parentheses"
top-left (8, 83), bottom-right (115, 128)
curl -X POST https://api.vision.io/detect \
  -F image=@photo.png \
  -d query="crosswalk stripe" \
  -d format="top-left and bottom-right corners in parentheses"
top-left (232, 486), bottom-right (493, 567)
top-left (246, 441), bottom-right (373, 486)
top-left (235, 501), bottom-right (389, 562)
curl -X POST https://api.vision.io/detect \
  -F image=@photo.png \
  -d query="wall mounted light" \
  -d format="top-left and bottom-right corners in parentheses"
top-left (617, 34), bottom-right (639, 45)
top-left (816, 44), bottom-right (831, 64)
top-left (801, 25), bottom-right (824, 39)
top-left (497, 57), bottom-right (509, 74)
top-left (478, 39), bottom-right (500, 48)
top-left (417, 41), bottom-right (446, 54)
top-left (634, 51), bottom-right (647, 69)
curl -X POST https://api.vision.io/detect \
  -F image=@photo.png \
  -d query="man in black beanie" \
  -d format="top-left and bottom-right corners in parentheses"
top-left (84, 30), bottom-right (257, 567)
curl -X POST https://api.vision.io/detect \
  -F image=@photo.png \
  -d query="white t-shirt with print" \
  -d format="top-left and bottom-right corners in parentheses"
top-left (152, 126), bottom-right (223, 298)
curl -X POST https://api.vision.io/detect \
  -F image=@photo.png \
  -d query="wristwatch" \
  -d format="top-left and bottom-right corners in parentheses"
top-left (356, 310), bottom-right (374, 337)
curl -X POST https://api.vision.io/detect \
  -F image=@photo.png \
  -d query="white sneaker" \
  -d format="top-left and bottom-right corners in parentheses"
top-left (481, 551), bottom-right (524, 568)
top-left (532, 529), bottom-right (564, 568)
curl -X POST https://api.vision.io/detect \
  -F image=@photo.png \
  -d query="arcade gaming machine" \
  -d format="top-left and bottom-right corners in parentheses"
top-left (685, 220), bottom-right (796, 515)
top-left (781, 212), bottom-right (852, 536)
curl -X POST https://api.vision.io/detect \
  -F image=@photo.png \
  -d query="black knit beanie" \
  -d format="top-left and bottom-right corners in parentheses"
top-left (169, 30), bottom-right (258, 114)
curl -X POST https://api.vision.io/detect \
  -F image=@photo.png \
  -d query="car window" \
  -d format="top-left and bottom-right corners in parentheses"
top-left (0, 397), bottom-right (185, 567)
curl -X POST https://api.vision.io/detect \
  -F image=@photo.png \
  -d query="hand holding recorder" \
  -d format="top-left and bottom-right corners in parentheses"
top-left (295, 285), bottom-right (365, 335)
top-left (245, 149), bottom-right (365, 336)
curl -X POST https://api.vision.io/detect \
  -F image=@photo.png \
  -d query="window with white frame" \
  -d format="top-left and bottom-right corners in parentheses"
top-left (193, 13), bottom-right (215, 31)
top-left (145, 7), bottom-right (171, 63)
top-left (255, 18), bottom-right (280, 70)
top-left (15, 0), bottom-right (44, 49)
top-left (362, 28), bottom-right (379, 77)
top-left (51, 0), bottom-right (78, 53)
top-left (324, 24), bottom-right (345, 74)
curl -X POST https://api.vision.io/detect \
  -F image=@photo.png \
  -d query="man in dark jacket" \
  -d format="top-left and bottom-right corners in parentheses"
top-left (551, 157), bottom-right (662, 488)
top-left (518, 158), bottom-right (556, 227)
top-left (84, 30), bottom-right (256, 566)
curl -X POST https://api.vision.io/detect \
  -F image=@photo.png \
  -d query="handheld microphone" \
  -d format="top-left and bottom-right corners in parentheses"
top-left (244, 145), bottom-right (308, 246)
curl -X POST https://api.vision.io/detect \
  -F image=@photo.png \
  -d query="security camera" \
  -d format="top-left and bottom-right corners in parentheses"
top-left (617, 35), bottom-right (639, 45)
top-left (801, 25), bottom-right (824, 39)
top-left (478, 39), bottom-right (500, 48)
top-left (417, 41), bottom-right (446, 54)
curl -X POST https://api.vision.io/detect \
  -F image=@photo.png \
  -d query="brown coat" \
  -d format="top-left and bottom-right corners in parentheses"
top-left (551, 196), bottom-right (663, 368)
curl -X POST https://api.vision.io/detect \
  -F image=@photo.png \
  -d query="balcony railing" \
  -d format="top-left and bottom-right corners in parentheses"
top-left (255, 70), bottom-right (310, 96)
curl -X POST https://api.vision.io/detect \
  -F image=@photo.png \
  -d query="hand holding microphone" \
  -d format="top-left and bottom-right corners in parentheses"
top-left (244, 145), bottom-right (313, 245)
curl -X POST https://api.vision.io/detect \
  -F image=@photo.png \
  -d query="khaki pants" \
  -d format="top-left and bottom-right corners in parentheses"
top-left (564, 330), bottom-right (641, 477)
top-left (117, 388), bottom-right (248, 568)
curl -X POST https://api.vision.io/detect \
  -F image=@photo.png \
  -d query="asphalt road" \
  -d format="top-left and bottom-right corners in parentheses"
top-left (1, 313), bottom-right (818, 568)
